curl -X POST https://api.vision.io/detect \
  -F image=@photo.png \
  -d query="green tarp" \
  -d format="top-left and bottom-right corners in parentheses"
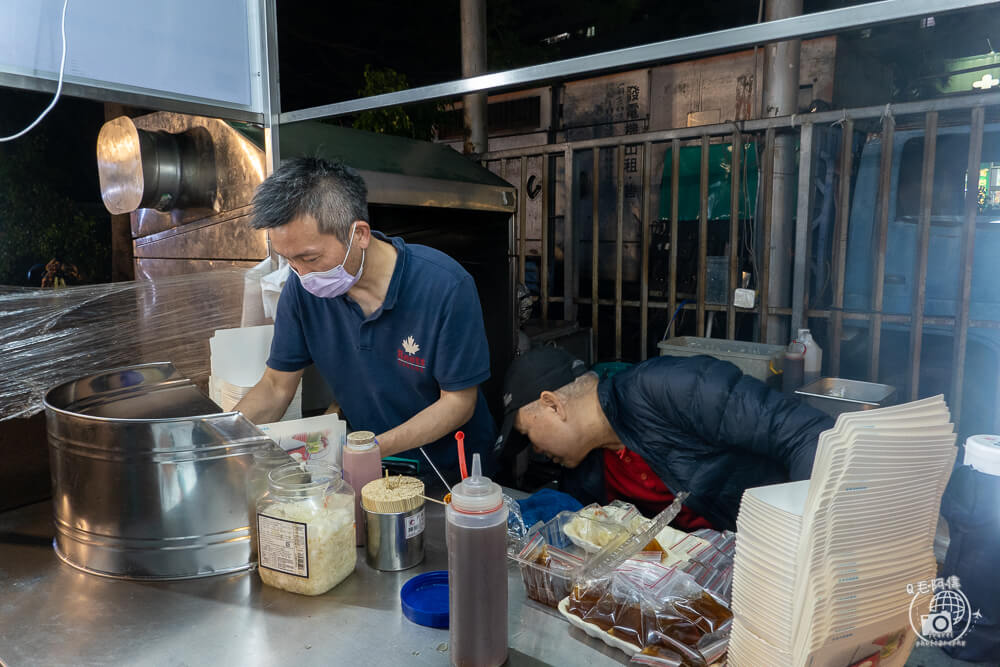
top-left (659, 143), bottom-right (759, 221)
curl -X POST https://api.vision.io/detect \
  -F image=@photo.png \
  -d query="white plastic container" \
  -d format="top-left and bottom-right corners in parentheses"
top-left (797, 328), bottom-right (823, 376)
top-left (963, 434), bottom-right (1000, 476)
top-left (657, 336), bottom-right (785, 382)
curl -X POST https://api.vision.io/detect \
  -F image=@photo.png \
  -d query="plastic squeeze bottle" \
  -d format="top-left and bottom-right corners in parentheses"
top-left (341, 431), bottom-right (382, 546)
top-left (798, 328), bottom-right (823, 383)
top-left (783, 340), bottom-right (806, 393)
top-left (446, 453), bottom-right (508, 667)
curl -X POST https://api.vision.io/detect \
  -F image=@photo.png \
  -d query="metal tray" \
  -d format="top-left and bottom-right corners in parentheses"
top-left (794, 377), bottom-right (896, 416)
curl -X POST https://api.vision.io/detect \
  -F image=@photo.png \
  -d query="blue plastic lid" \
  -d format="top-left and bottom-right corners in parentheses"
top-left (400, 570), bottom-right (449, 629)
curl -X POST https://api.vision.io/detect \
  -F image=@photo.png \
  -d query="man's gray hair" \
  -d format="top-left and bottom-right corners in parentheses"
top-left (523, 371), bottom-right (598, 415)
top-left (249, 157), bottom-right (368, 243)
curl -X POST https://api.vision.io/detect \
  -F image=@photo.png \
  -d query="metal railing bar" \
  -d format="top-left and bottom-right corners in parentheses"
top-left (697, 135), bottom-right (710, 336)
top-left (541, 155), bottom-right (550, 321)
top-left (518, 156), bottom-right (527, 284)
top-left (869, 114), bottom-right (895, 382)
top-left (641, 141), bottom-right (653, 360)
top-left (909, 111), bottom-right (938, 401)
top-left (950, 106), bottom-right (985, 420)
top-left (760, 128), bottom-right (775, 342)
top-left (591, 149), bottom-right (601, 343)
top-left (829, 118), bottom-right (854, 376)
top-left (669, 139), bottom-right (680, 338)
top-left (564, 146), bottom-right (577, 321)
top-left (728, 130), bottom-right (742, 340)
top-left (477, 91), bottom-right (1000, 162)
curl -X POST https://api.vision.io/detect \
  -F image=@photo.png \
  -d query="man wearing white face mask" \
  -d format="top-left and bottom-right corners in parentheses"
top-left (235, 158), bottom-right (495, 475)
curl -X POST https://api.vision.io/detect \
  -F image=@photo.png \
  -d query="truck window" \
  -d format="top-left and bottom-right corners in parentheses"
top-left (896, 131), bottom-right (1000, 222)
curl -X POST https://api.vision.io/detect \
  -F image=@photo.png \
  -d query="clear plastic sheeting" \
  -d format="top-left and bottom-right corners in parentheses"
top-left (0, 270), bottom-right (248, 421)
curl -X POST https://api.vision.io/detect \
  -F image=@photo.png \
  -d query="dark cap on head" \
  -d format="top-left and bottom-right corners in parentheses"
top-left (493, 346), bottom-right (588, 459)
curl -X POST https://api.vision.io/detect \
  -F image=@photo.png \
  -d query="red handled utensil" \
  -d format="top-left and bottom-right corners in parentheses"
top-left (456, 431), bottom-right (468, 480)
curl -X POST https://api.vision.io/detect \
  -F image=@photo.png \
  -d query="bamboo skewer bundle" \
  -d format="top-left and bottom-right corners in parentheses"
top-left (361, 473), bottom-right (425, 514)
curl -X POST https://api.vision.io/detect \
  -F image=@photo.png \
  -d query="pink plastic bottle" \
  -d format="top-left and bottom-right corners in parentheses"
top-left (341, 430), bottom-right (382, 546)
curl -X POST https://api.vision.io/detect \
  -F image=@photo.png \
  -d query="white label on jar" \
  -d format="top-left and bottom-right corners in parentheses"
top-left (258, 514), bottom-right (309, 578)
top-left (405, 508), bottom-right (425, 539)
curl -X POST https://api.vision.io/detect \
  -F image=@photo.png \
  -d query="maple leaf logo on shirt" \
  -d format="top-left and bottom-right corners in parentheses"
top-left (402, 336), bottom-right (420, 355)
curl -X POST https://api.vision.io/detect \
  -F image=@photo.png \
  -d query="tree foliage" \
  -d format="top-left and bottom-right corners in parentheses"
top-left (352, 65), bottom-right (417, 137)
top-left (0, 133), bottom-right (110, 285)
top-left (350, 66), bottom-right (445, 141)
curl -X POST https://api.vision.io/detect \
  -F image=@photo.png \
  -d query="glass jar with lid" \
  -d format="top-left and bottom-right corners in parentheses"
top-left (256, 461), bottom-right (356, 595)
top-left (247, 443), bottom-right (294, 562)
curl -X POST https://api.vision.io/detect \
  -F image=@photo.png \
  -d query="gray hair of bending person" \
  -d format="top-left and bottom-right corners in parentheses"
top-left (522, 371), bottom-right (599, 415)
top-left (249, 157), bottom-right (369, 244)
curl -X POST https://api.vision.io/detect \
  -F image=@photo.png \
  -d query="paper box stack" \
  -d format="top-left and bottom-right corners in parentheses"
top-left (209, 324), bottom-right (302, 421)
top-left (729, 396), bottom-right (958, 667)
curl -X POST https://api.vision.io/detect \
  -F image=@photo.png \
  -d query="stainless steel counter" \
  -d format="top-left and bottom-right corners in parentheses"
top-left (0, 499), bottom-right (628, 667)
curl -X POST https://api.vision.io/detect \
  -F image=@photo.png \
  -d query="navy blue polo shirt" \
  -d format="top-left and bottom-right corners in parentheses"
top-left (267, 232), bottom-right (495, 475)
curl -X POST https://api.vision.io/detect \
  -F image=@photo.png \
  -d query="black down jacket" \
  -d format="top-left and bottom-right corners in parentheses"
top-left (565, 355), bottom-right (833, 531)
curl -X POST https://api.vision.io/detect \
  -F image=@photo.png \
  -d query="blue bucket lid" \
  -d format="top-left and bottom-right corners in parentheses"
top-left (400, 570), bottom-right (449, 629)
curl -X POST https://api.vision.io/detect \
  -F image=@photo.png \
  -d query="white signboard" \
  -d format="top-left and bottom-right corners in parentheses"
top-left (0, 0), bottom-right (262, 114)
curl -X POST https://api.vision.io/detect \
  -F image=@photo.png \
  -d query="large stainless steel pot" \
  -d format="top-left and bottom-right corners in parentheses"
top-left (43, 362), bottom-right (271, 580)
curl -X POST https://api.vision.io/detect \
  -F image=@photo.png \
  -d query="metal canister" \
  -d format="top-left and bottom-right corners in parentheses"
top-left (43, 362), bottom-right (272, 580)
top-left (364, 505), bottom-right (425, 571)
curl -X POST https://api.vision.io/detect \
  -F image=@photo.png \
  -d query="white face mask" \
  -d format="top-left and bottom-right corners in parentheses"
top-left (293, 222), bottom-right (365, 299)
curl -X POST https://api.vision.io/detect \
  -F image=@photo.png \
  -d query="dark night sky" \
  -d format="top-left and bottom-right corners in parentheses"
top-left (1, 0), bottom-right (998, 284)
top-left (277, 0), bottom-right (823, 111)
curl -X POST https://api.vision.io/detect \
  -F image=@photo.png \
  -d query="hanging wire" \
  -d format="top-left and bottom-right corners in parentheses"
top-left (0, 0), bottom-right (70, 143)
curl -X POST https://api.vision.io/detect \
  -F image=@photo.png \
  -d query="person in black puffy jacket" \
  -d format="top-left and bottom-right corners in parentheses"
top-left (494, 346), bottom-right (834, 531)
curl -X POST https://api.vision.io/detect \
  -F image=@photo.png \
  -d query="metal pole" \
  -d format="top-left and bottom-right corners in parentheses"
top-left (518, 157), bottom-right (527, 284)
top-left (668, 140), bottom-right (680, 339)
top-left (728, 130), bottom-right (742, 340)
top-left (564, 147), bottom-right (578, 322)
top-left (460, 0), bottom-right (488, 154)
top-left (259, 0), bottom-right (281, 264)
top-left (541, 155), bottom-right (550, 321)
top-left (829, 119), bottom-right (854, 376)
top-left (951, 106), bottom-right (985, 423)
top-left (910, 111), bottom-right (938, 401)
top-left (616, 145), bottom-right (625, 359)
top-left (260, 0), bottom-right (281, 176)
top-left (592, 150), bottom-right (601, 343)
top-left (763, 0), bottom-right (802, 344)
top-left (760, 129), bottom-right (775, 342)
top-left (791, 123), bottom-right (815, 339)
top-left (869, 114), bottom-right (895, 382)
top-left (698, 135), bottom-right (710, 337)
top-left (641, 141), bottom-right (652, 359)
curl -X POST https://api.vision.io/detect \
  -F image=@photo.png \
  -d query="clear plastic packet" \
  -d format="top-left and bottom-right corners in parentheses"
top-left (514, 531), bottom-right (585, 607)
top-left (629, 631), bottom-right (728, 667)
top-left (507, 511), bottom-right (627, 609)
top-left (672, 529), bottom-right (736, 602)
top-left (578, 493), bottom-right (690, 582)
top-left (573, 500), bottom-right (647, 534)
top-left (563, 506), bottom-right (632, 552)
top-left (566, 558), bottom-right (732, 665)
top-left (505, 493), bottom-right (529, 543)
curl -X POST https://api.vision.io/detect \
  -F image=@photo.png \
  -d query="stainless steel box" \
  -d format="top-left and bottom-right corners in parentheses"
top-left (794, 377), bottom-right (897, 416)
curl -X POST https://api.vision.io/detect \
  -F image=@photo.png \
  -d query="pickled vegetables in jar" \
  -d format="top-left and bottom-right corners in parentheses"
top-left (256, 462), bottom-right (356, 596)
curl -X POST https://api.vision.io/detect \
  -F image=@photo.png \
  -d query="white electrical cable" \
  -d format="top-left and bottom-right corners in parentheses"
top-left (0, 0), bottom-right (70, 143)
